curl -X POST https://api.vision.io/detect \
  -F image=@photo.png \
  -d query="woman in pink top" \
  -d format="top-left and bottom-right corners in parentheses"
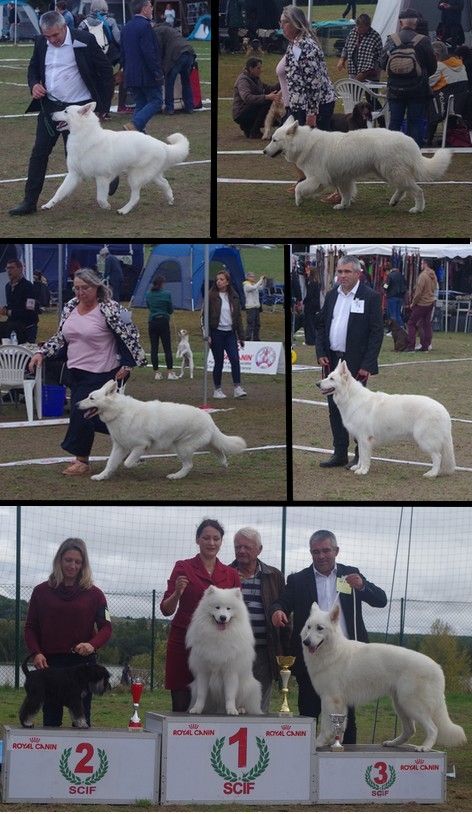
top-left (29, 268), bottom-right (146, 476)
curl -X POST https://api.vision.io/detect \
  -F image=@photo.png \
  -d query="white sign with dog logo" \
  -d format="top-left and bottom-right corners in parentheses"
top-left (2, 727), bottom-right (160, 804)
top-left (207, 341), bottom-right (284, 375)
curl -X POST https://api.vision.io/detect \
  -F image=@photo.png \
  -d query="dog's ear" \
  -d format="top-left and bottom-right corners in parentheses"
top-left (285, 120), bottom-right (299, 137)
top-left (79, 101), bottom-right (96, 116)
top-left (205, 585), bottom-right (216, 596)
top-left (339, 360), bottom-right (349, 376)
top-left (310, 601), bottom-right (319, 612)
top-left (330, 604), bottom-right (340, 624)
top-left (103, 379), bottom-right (118, 395)
top-left (233, 587), bottom-right (243, 600)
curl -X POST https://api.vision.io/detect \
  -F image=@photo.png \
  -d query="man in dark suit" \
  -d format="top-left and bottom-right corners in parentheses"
top-left (271, 529), bottom-right (387, 743)
top-left (0, 259), bottom-right (39, 342)
top-left (9, 10), bottom-right (115, 216)
top-left (120, 0), bottom-right (164, 132)
top-left (315, 254), bottom-right (384, 468)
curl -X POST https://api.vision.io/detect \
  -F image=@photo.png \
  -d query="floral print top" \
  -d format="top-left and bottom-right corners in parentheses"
top-left (285, 35), bottom-right (336, 116)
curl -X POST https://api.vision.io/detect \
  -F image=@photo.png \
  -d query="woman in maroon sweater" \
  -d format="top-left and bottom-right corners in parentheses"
top-left (24, 537), bottom-right (112, 726)
top-left (161, 518), bottom-right (240, 712)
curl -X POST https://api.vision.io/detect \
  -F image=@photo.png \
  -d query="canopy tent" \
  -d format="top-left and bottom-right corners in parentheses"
top-left (335, 244), bottom-right (472, 258)
top-left (372, 0), bottom-right (472, 44)
top-left (1, 0), bottom-right (40, 42)
top-left (131, 244), bottom-right (245, 310)
top-left (188, 13), bottom-right (211, 40)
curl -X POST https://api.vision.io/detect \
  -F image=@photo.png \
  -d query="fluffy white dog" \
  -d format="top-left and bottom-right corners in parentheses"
top-left (176, 329), bottom-right (194, 379)
top-left (317, 360), bottom-right (455, 477)
top-left (41, 102), bottom-right (189, 214)
top-left (263, 117), bottom-right (451, 213)
top-left (301, 603), bottom-right (467, 751)
top-left (77, 379), bottom-right (246, 480)
top-left (186, 586), bottom-right (262, 715)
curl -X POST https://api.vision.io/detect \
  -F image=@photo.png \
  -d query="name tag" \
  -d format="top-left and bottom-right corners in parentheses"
top-left (26, 298), bottom-right (36, 310)
top-left (351, 298), bottom-right (364, 314)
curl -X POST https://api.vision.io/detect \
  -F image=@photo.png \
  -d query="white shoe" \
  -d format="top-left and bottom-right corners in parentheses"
top-left (386, 332), bottom-right (392, 337)
top-left (213, 388), bottom-right (227, 399)
top-left (154, 371), bottom-right (162, 380)
top-left (234, 386), bottom-right (247, 398)
top-left (167, 371), bottom-right (179, 380)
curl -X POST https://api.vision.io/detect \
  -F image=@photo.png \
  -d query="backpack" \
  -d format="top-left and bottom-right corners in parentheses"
top-left (387, 33), bottom-right (425, 82)
top-left (84, 19), bottom-right (109, 54)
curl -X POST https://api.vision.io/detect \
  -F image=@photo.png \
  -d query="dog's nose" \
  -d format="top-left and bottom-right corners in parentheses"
top-left (302, 638), bottom-right (310, 647)
top-left (218, 615), bottom-right (227, 623)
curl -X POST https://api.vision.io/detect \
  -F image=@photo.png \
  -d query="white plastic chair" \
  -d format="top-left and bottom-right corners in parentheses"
top-left (0, 345), bottom-right (42, 421)
top-left (334, 78), bottom-right (390, 127)
top-left (454, 300), bottom-right (472, 332)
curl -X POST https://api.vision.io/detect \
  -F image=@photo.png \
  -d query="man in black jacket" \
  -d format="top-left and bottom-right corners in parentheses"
top-left (0, 259), bottom-right (39, 342)
top-left (271, 529), bottom-right (387, 742)
top-left (9, 11), bottom-right (115, 216)
top-left (315, 254), bottom-right (384, 468)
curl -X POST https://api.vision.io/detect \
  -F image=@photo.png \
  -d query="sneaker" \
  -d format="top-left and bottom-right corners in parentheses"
top-left (234, 385), bottom-right (247, 398)
top-left (213, 388), bottom-right (227, 399)
top-left (154, 371), bottom-right (162, 380)
top-left (123, 122), bottom-right (137, 131)
top-left (386, 332), bottom-right (392, 337)
top-left (167, 371), bottom-right (179, 380)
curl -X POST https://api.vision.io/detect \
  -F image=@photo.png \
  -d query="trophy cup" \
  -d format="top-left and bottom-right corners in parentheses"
top-left (276, 656), bottom-right (296, 715)
top-left (128, 678), bottom-right (144, 731)
top-left (329, 713), bottom-right (346, 751)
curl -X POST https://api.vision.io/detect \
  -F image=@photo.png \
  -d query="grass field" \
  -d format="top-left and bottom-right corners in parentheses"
top-left (1, 686), bottom-right (470, 811)
top-left (217, 4), bottom-right (472, 238)
top-left (292, 331), bottom-right (472, 501)
top-left (0, 40), bottom-right (211, 238)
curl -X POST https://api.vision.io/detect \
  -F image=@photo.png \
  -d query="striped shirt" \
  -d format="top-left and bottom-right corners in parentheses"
top-left (240, 569), bottom-right (266, 646)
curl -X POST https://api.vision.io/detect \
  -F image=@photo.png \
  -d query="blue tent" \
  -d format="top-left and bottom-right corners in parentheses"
top-left (131, 244), bottom-right (245, 310)
top-left (188, 13), bottom-right (211, 40)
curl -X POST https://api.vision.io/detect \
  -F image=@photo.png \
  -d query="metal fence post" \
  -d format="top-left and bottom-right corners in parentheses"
top-left (15, 505), bottom-right (21, 689)
top-left (150, 589), bottom-right (156, 691)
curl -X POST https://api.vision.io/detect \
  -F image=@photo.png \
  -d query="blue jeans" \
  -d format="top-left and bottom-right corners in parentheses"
top-left (210, 329), bottom-right (241, 388)
top-left (131, 85), bottom-right (163, 131)
top-left (165, 52), bottom-right (194, 113)
top-left (388, 97), bottom-right (426, 147)
top-left (387, 296), bottom-right (404, 327)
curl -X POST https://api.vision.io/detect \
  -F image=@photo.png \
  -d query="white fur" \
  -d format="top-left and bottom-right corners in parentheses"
top-left (263, 117), bottom-right (451, 213)
top-left (176, 329), bottom-right (194, 378)
top-left (41, 102), bottom-right (189, 214)
top-left (186, 586), bottom-right (262, 716)
top-left (301, 603), bottom-right (467, 751)
top-left (77, 379), bottom-right (246, 480)
top-left (317, 360), bottom-right (455, 477)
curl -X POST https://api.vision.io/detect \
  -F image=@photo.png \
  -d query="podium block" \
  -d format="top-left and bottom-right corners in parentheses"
top-left (145, 712), bottom-right (316, 804)
top-left (2, 727), bottom-right (160, 804)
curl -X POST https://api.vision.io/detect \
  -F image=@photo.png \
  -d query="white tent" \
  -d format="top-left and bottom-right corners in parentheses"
top-left (372, 0), bottom-right (472, 44)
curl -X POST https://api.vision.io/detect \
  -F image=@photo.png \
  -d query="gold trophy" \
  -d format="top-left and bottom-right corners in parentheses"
top-left (276, 655), bottom-right (296, 715)
top-left (329, 713), bottom-right (346, 751)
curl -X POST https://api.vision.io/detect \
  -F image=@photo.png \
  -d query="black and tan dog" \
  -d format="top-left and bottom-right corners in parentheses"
top-left (19, 658), bottom-right (111, 728)
top-left (331, 101), bottom-right (373, 132)
top-left (388, 318), bottom-right (409, 352)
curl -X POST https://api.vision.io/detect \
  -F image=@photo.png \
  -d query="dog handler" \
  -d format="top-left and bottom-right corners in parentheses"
top-left (24, 537), bottom-right (112, 726)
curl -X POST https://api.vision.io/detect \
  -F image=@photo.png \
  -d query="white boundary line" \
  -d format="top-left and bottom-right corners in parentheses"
top-left (292, 397), bottom-right (472, 424)
top-left (294, 444), bottom-right (472, 473)
top-left (218, 177), bottom-right (472, 185)
top-left (0, 158), bottom-right (210, 185)
top-left (293, 357), bottom-right (472, 371)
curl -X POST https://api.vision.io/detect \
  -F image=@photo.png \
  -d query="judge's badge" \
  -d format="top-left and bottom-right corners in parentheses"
top-left (336, 576), bottom-right (352, 594)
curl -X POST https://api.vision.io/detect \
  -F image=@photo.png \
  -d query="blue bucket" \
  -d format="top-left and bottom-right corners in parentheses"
top-left (42, 385), bottom-right (66, 417)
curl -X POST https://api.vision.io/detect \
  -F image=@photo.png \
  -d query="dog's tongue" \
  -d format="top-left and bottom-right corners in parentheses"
top-left (84, 408), bottom-right (99, 420)
top-left (55, 121), bottom-right (68, 132)
top-left (216, 621), bottom-right (227, 631)
top-left (308, 644), bottom-right (318, 654)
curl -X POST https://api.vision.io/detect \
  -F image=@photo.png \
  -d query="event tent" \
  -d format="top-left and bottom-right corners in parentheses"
top-left (0, 0), bottom-right (39, 40)
top-left (372, 0), bottom-right (472, 44)
top-left (188, 13), bottom-right (211, 40)
top-left (131, 244), bottom-right (245, 310)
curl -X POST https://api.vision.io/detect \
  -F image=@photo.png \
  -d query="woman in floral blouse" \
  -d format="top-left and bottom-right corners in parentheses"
top-left (280, 5), bottom-right (336, 131)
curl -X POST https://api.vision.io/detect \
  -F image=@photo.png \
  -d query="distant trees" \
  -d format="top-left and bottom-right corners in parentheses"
top-left (420, 619), bottom-right (472, 693)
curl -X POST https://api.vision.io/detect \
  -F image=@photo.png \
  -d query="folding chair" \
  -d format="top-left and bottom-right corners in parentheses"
top-left (0, 344), bottom-right (42, 421)
top-left (334, 78), bottom-right (390, 127)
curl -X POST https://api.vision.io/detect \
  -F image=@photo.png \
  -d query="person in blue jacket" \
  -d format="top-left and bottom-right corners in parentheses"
top-left (120, 0), bottom-right (164, 132)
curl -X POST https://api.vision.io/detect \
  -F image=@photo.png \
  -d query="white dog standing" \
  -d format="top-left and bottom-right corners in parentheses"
top-left (77, 379), bottom-right (246, 480)
top-left (176, 329), bottom-right (194, 379)
top-left (317, 360), bottom-right (455, 477)
top-left (301, 603), bottom-right (467, 751)
top-left (186, 586), bottom-right (262, 715)
top-left (41, 102), bottom-right (189, 214)
top-left (263, 116), bottom-right (451, 213)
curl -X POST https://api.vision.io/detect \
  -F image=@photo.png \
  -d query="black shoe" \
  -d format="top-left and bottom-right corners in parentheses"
top-left (9, 200), bottom-right (37, 215)
top-left (319, 453), bottom-right (349, 468)
top-left (109, 176), bottom-right (119, 196)
top-left (346, 454), bottom-right (359, 470)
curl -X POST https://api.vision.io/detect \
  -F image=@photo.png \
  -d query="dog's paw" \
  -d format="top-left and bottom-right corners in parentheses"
top-left (167, 198), bottom-right (174, 206)
top-left (408, 206), bottom-right (423, 214)
top-left (382, 739), bottom-right (396, 747)
top-left (97, 200), bottom-right (111, 210)
top-left (91, 472), bottom-right (109, 481)
top-left (354, 467), bottom-right (369, 475)
top-left (423, 470), bottom-right (438, 478)
top-left (188, 705), bottom-right (203, 714)
top-left (226, 706), bottom-right (239, 716)
top-left (333, 202), bottom-right (348, 210)
top-left (41, 201), bottom-right (55, 210)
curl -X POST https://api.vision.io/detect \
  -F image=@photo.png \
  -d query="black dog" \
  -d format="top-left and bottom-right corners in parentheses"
top-left (19, 658), bottom-right (111, 728)
top-left (331, 101), bottom-right (373, 132)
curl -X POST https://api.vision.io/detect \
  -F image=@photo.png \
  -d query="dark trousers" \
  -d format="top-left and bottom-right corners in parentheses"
top-left (165, 51), bottom-right (194, 113)
top-left (389, 97), bottom-right (426, 148)
top-left (61, 367), bottom-right (120, 458)
top-left (210, 329), bottom-right (241, 388)
top-left (171, 688), bottom-right (191, 712)
top-left (0, 319), bottom-right (38, 343)
top-left (326, 351), bottom-right (365, 454)
top-left (42, 652), bottom-right (96, 727)
top-left (148, 317), bottom-right (173, 370)
top-left (131, 85), bottom-right (163, 131)
top-left (245, 307), bottom-right (260, 340)
top-left (290, 101), bottom-right (335, 131)
top-left (387, 297), bottom-right (405, 327)
top-left (407, 303), bottom-right (434, 350)
top-left (235, 100), bottom-right (272, 138)
top-left (342, 2), bottom-right (356, 18)
top-left (253, 646), bottom-right (273, 714)
top-left (296, 671), bottom-right (357, 744)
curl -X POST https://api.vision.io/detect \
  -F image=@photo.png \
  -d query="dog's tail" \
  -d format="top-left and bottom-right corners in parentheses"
top-left (434, 700), bottom-right (467, 747)
top-left (165, 133), bottom-right (190, 168)
top-left (416, 149), bottom-right (452, 181)
top-left (440, 436), bottom-right (456, 475)
top-left (210, 425), bottom-right (247, 457)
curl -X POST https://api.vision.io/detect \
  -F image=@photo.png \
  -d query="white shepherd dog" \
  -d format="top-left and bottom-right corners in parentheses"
top-left (77, 379), bottom-right (246, 480)
top-left (301, 603), bottom-right (467, 751)
top-left (263, 117), bottom-right (451, 213)
top-left (317, 360), bottom-right (455, 477)
top-left (186, 586), bottom-right (262, 715)
top-left (41, 102), bottom-right (189, 214)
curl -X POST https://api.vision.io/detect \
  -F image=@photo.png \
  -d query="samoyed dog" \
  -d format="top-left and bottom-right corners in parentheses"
top-left (77, 379), bottom-right (246, 480)
top-left (301, 603), bottom-right (466, 751)
top-left (186, 586), bottom-right (262, 715)
top-left (263, 116), bottom-right (451, 213)
top-left (317, 360), bottom-right (455, 477)
top-left (41, 102), bottom-right (189, 214)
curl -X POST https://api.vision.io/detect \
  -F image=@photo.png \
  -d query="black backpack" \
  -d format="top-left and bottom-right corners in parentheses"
top-left (387, 33), bottom-right (425, 83)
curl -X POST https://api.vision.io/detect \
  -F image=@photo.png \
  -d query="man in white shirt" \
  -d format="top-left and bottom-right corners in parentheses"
top-left (9, 10), bottom-right (114, 215)
top-left (243, 271), bottom-right (266, 340)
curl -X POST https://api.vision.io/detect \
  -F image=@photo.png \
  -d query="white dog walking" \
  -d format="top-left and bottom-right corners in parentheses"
top-left (176, 329), bottom-right (194, 378)
top-left (186, 586), bottom-right (262, 715)
top-left (317, 360), bottom-right (455, 477)
top-left (301, 603), bottom-right (467, 751)
top-left (77, 379), bottom-right (246, 480)
top-left (41, 102), bottom-right (189, 214)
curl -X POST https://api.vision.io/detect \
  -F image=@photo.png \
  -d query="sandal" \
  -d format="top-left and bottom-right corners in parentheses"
top-left (62, 460), bottom-right (91, 476)
top-left (320, 191), bottom-right (342, 205)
